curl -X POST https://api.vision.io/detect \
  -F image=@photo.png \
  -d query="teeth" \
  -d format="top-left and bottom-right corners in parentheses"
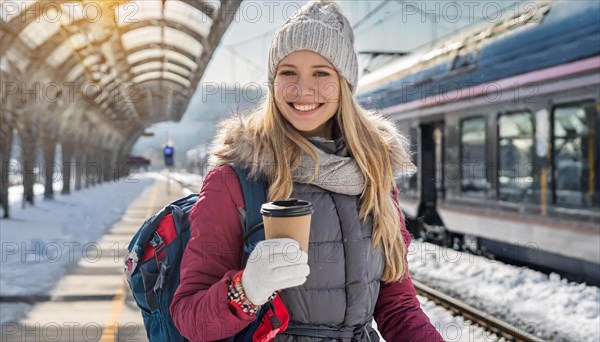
top-left (293, 103), bottom-right (320, 111)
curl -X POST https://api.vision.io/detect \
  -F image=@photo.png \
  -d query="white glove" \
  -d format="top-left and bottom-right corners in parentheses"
top-left (242, 238), bottom-right (310, 305)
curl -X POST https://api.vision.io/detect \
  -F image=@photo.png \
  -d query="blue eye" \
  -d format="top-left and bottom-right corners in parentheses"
top-left (315, 71), bottom-right (330, 77)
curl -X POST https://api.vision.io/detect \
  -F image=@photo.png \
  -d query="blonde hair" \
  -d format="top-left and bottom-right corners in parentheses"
top-left (223, 81), bottom-right (410, 283)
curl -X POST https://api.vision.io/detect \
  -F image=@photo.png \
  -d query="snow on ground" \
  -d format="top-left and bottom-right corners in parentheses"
top-left (0, 175), bottom-right (153, 323)
top-left (407, 240), bottom-right (600, 341)
top-left (8, 181), bottom-right (64, 206)
top-left (166, 170), bottom-right (204, 194)
top-left (137, 170), bottom-right (201, 196)
top-left (0, 303), bottom-right (30, 325)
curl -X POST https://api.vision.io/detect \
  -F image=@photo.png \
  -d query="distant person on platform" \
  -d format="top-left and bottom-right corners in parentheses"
top-left (170, 0), bottom-right (444, 341)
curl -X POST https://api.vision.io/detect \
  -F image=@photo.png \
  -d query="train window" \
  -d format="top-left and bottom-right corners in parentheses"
top-left (552, 103), bottom-right (598, 208)
top-left (460, 117), bottom-right (486, 195)
top-left (498, 112), bottom-right (535, 202)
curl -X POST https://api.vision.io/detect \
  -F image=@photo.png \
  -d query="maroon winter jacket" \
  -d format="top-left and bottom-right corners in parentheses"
top-left (170, 165), bottom-right (444, 341)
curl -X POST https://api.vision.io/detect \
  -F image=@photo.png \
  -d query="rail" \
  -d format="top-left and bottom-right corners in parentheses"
top-left (412, 280), bottom-right (546, 342)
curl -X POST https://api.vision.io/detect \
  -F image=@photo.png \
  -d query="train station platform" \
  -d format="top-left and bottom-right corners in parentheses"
top-left (1, 178), bottom-right (188, 342)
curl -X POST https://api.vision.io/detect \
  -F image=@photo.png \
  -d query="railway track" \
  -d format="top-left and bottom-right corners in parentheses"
top-left (412, 280), bottom-right (545, 342)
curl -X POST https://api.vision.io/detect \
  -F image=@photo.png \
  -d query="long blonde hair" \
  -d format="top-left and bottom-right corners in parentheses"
top-left (224, 81), bottom-right (410, 283)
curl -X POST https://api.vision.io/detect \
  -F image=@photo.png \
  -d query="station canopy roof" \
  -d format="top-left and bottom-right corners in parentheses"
top-left (1, 0), bottom-right (239, 135)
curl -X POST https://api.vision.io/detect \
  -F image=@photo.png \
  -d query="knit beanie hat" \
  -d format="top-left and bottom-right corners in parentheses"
top-left (268, 0), bottom-right (358, 92)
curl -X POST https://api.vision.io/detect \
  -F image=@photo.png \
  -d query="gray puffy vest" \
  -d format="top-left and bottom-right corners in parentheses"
top-left (275, 181), bottom-right (385, 341)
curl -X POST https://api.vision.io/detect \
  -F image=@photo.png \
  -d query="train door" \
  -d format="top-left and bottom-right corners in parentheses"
top-left (417, 121), bottom-right (445, 232)
top-left (551, 101), bottom-right (599, 208)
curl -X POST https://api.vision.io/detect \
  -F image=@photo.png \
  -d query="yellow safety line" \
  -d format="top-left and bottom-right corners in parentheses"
top-left (99, 180), bottom-right (160, 342)
top-left (99, 284), bottom-right (126, 342)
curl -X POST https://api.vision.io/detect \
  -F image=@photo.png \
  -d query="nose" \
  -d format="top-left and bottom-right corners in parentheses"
top-left (298, 74), bottom-right (316, 93)
top-left (285, 75), bottom-right (316, 102)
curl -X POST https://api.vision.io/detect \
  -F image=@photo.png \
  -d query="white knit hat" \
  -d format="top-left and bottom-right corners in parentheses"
top-left (268, 0), bottom-right (358, 92)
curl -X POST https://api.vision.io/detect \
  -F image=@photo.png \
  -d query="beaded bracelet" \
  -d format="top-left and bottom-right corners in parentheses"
top-left (228, 271), bottom-right (278, 316)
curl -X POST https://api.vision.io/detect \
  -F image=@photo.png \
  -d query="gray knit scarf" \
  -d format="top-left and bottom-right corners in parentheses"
top-left (291, 136), bottom-right (365, 196)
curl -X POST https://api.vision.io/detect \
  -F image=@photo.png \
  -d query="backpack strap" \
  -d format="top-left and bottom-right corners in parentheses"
top-left (229, 167), bottom-right (290, 342)
top-left (231, 165), bottom-right (267, 264)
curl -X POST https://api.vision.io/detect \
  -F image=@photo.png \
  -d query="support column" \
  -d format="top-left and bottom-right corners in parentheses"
top-left (21, 134), bottom-right (37, 206)
top-left (42, 139), bottom-right (57, 200)
top-left (61, 142), bottom-right (74, 195)
top-left (74, 147), bottom-right (85, 191)
top-left (84, 153), bottom-right (92, 188)
top-left (110, 151), bottom-right (121, 182)
top-left (116, 150), bottom-right (129, 180)
top-left (102, 150), bottom-right (112, 183)
top-left (86, 153), bottom-right (101, 187)
top-left (0, 127), bottom-right (13, 218)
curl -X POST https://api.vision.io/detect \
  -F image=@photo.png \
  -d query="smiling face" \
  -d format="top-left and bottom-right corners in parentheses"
top-left (273, 50), bottom-right (341, 139)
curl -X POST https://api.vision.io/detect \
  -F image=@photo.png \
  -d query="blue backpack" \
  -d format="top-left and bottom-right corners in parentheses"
top-left (124, 166), bottom-right (274, 342)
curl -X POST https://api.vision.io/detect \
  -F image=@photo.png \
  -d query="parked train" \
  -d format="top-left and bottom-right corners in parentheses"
top-left (356, 0), bottom-right (600, 285)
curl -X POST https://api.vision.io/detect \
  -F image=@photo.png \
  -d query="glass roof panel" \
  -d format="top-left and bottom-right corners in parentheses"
top-left (165, 0), bottom-right (212, 37)
top-left (69, 33), bottom-right (87, 50)
top-left (165, 50), bottom-right (197, 70)
top-left (131, 61), bottom-right (163, 75)
top-left (59, 2), bottom-right (84, 23)
top-left (132, 71), bottom-right (190, 88)
top-left (122, 26), bottom-right (162, 50)
top-left (19, 13), bottom-right (61, 48)
top-left (164, 62), bottom-right (190, 76)
top-left (106, 80), bottom-right (119, 92)
top-left (164, 27), bottom-right (202, 56)
top-left (82, 54), bottom-right (101, 68)
top-left (66, 63), bottom-right (84, 82)
top-left (132, 71), bottom-right (163, 84)
top-left (5, 49), bottom-right (28, 72)
top-left (46, 39), bottom-right (73, 67)
top-left (1, 0), bottom-right (37, 22)
top-left (127, 49), bottom-right (164, 65)
top-left (100, 69), bottom-right (117, 86)
top-left (130, 61), bottom-right (191, 78)
top-left (96, 91), bottom-right (108, 104)
top-left (126, 49), bottom-right (197, 71)
top-left (115, 0), bottom-right (162, 26)
top-left (162, 71), bottom-right (191, 87)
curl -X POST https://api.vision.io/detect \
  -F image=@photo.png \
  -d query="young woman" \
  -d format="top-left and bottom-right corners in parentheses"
top-left (170, 1), bottom-right (444, 341)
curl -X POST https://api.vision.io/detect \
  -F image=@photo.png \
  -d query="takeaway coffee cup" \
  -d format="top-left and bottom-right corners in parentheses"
top-left (260, 199), bottom-right (314, 252)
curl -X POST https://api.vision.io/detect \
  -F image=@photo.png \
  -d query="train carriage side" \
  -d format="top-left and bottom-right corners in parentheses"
top-left (357, 0), bottom-right (600, 285)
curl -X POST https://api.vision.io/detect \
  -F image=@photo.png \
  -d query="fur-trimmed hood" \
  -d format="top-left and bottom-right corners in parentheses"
top-left (208, 113), bottom-right (415, 179)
